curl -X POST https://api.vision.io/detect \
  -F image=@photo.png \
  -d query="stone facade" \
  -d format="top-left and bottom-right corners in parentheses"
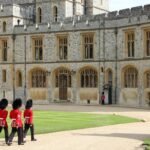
top-left (0, 0), bottom-right (150, 108)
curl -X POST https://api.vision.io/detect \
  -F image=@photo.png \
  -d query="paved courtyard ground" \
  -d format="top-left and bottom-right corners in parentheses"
top-left (0, 104), bottom-right (150, 150)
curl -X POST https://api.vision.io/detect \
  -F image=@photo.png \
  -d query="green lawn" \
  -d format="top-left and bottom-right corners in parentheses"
top-left (143, 139), bottom-right (150, 150)
top-left (0, 111), bottom-right (140, 138)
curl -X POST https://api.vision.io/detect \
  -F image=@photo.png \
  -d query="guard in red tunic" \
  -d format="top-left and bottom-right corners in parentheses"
top-left (7, 98), bottom-right (24, 146)
top-left (101, 92), bottom-right (105, 105)
top-left (0, 98), bottom-right (9, 144)
top-left (24, 99), bottom-right (36, 141)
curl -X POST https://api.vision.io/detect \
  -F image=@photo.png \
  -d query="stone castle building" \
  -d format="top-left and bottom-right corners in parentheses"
top-left (0, 0), bottom-right (150, 107)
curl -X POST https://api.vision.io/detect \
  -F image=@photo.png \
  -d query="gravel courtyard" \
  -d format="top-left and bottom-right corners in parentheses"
top-left (0, 104), bottom-right (150, 150)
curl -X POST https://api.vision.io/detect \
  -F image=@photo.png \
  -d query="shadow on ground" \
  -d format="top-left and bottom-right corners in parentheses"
top-left (75, 133), bottom-right (150, 141)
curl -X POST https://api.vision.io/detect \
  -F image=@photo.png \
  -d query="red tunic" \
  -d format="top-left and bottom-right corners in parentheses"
top-left (0, 109), bottom-right (8, 127)
top-left (101, 95), bottom-right (105, 101)
top-left (24, 109), bottom-right (33, 124)
top-left (10, 109), bottom-right (23, 128)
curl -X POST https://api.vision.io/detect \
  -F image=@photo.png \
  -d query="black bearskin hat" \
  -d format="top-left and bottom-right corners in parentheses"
top-left (12, 98), bottom-right (22, 109)
top-left (25, 99), bottom-right (33, 109)
top-left (0, 98), bottom-right (8, 110)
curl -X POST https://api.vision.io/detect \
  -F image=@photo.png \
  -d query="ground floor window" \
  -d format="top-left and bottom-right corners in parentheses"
top-left (124, 67), bottom-right (138, 88)
top-left (80, 68), bottom-right (97, 88)
top-left (31, 69), bottom-right (46, 88)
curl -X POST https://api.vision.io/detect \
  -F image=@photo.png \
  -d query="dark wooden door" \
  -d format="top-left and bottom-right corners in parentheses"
top-left (59, 74), bottom-right (67, 100)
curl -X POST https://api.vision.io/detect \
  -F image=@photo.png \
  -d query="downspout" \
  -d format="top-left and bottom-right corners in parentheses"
top-left (114, 27), bottom-right (118, 104)
top-left (98, 16), bottom-right (101, 104)
top-left (12, 34), bottom-right (16, 101)
top-left (24, 36), bottom-right (27, 103)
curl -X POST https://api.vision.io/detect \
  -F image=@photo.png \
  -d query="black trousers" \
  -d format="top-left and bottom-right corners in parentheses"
top-left (0, 126), bottom-right (8, 143)
top-left (8, 127), bottom-right (23, 145)
top-left (24, 124), bottom-right (35, 140)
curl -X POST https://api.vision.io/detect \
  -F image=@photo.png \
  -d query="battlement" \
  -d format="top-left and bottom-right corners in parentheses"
top-left (0, 0), bottom-right (34, 4)
top-left (62, 4), bottom-right (150, 23)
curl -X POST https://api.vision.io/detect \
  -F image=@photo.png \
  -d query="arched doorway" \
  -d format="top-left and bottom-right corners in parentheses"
top-left (55, 68), bottom-right (71, 100)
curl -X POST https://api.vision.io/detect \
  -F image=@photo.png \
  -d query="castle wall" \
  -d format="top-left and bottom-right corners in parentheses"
top-left (0, 1), bottom-right (150, 107)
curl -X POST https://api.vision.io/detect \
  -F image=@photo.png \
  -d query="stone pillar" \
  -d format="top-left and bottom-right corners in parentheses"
top-left (71, 71), bottom-right (78, 104)
top-left (46, 71), bottom-right (52, 103)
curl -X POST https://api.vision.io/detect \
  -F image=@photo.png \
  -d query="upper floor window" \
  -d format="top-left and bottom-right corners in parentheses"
top-left (37, 7), bottom-right (42, 23)
top-left (58, 36), bottom-right (68, 60)
top-left (145, 30), bottom-right (150, 57)
top-left (125, 32), bottom-right (135, 58)
top-left (3, 22), bottom-right (6, 32)
top-left (53, 6), bottom-right (58, 22)
top-left (2, 69), bottom-right (6, 83)
top-left (124, 67), bottom-right (138, 88)
top-left (32, 38), bottom-right (43, 61)
top-left (2, 40), bottom-right (7, 61)
top-left (16, 71), bottom-right (22, 87)
top-left (31, 69), bottom-right (46, 88)
top-left (80, 68), bottom-right (97, 88)
top-left (82, 34), bottom-right (94, 59)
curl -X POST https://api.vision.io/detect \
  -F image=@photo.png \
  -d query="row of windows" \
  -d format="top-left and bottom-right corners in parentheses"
top-left (1, 67), bottom-right (150, 89)
top-left (1, 30), bottom-right (150, 62)
top-left (125, 30), bottom-right (150, 57)
top-left (32, 34), bottom-right (94, 61)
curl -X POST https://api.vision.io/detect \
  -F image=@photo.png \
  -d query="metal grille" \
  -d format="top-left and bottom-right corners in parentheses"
top-left (59, 37), bottom-right (68, 60)
top-left (83, 34), bottom-right (94, 59)
top-left (124, 67), bottom-right (138, 88)
top-left (127, 32), bottom-right (134, 57)
top-left (31, 70), bottom-right (46, 88)
top-left (81, 68), bottom-right (97, 88)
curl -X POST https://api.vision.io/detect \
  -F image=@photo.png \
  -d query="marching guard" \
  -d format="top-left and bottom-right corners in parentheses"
top-left (0, 98), bottom-right (9, 144)
top-left (24, 99), bottom-right (36, 141)
top-left (7, 98), bottom-right (24, 146)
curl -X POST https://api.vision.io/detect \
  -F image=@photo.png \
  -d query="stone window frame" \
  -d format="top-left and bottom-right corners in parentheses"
top-left (53, 6), bottom-right (58, 22)
top-left (56, 34), bottom-right (69, 61)
top-left (31, 36), bottom-right (44, 61)
top-left (16, 70), bottom-right (22, 87)
top-left (30, 68), bottom-right (47, 88)
top-left (144, 71), bottom-right (150, 88)
top-left (2, 69), bottom-right (6, 83)
top-left (122, 66), bottom-right (138, 88)
top-left (80, 67), bottom-right (98, 88)
top-left (37, 7), bottom-right (42, 23)
top-left (81, 32), bottom-right (95, 60)
top-left (1, 39), bottom-right (7, 61)
top-left (124, 30), bottom-right (135, 58)
top-left (2, 21), bottom-right (6, 32)
top-left (143, 28), bottom-right (150, 57)
top-left (0, 38), bottom-right (8, 62)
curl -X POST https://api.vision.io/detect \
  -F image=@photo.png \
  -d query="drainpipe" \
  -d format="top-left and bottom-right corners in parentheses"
top-left (114, 27), bottom-right (118, 104)
top-left (24, 36), bottom-right (27, 103)
top-left (12, 34), bottom-right (16, 101)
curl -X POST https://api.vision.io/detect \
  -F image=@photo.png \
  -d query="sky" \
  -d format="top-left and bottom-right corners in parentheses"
top-left (109, 0), bottom-right (150, 11)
